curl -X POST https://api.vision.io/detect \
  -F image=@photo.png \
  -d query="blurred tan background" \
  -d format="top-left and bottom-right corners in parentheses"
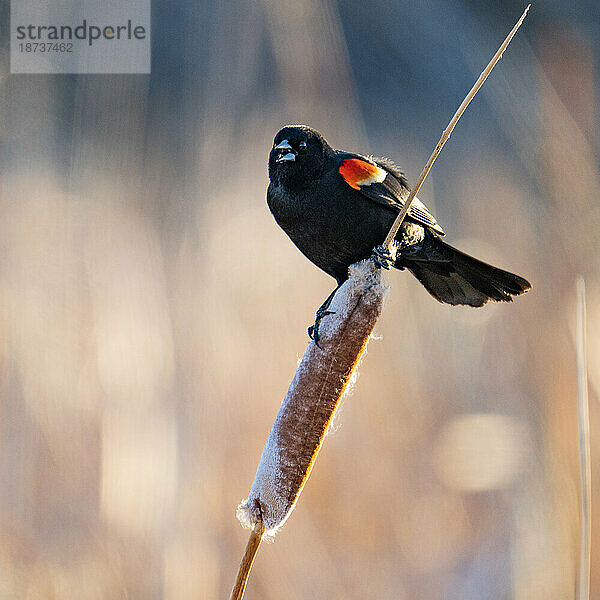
top-left (0, 1), bottom-right (599, 598)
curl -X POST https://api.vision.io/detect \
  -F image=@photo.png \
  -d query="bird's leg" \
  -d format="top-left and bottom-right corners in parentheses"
top-left (371, 244), bottom-right (397, 270)
top-left (308, 285), bottom-right (341, 347)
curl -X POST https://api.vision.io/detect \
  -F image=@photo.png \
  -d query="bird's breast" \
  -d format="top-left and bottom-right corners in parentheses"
top-left (267, 180), bottom-right (385, 281)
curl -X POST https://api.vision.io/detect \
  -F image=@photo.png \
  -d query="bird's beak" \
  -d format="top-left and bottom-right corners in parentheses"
top-left (274, 139), bottom-right (296, 163)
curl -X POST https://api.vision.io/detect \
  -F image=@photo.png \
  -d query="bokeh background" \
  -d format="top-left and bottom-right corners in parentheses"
top-left (1, 1), bottom-right (599, 598)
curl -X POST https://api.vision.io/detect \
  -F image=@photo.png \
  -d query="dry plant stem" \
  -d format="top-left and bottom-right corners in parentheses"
top-left (576, 277), bottom-right (591, 600)
top-left (229, 521), bottom-right (265, 600)
top-left (232, 260), bottom-right (385, 598)
top-left (231, 8), bottom-right (532, 597)
top-left (382, 4), bottom-right (531, 249)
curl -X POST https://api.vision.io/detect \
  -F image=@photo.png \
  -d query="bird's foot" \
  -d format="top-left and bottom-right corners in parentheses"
top-left (308, 309), bottom-right (336, 348)
top-left (371, 244), bottom-right (396, 270)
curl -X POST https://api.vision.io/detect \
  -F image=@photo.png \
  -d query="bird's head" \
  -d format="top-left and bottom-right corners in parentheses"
top-left (268, 125), bottom-right (334, 189)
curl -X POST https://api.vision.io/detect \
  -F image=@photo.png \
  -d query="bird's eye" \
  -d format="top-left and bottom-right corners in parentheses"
top-left (299, 141), bottom-right (307, 149)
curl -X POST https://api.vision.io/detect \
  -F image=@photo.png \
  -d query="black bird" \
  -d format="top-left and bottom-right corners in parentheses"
top-left (267, 125), bottom-right (531, 342)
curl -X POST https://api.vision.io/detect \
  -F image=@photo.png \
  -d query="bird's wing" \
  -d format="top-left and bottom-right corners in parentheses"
top-left (336, 153), bottom-right (444, 235)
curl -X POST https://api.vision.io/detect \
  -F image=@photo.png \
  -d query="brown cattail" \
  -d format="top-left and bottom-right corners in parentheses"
top-left (232, 9), bottom-right (531, 594)
top-left (236, 258), bottom-right (386, 534)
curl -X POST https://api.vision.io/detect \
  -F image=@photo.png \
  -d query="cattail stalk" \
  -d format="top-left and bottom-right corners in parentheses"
top-left (230, 7), bottom-right (531, 598)
top-left (576, 277), bottom-right (591, 600)
top-left (229, 521), bottom-right (265, 600)
top-left (382, 4), bottom-right (531, 249)
top-left (229, 260), bottom-right (385, 600)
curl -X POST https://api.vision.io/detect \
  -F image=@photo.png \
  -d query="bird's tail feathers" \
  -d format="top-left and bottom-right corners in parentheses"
top-left (400, 235), bottom-right (531, 307)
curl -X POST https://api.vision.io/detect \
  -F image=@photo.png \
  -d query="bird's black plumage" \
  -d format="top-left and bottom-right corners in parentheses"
top-left (267, 125), bottom-right (531, 320)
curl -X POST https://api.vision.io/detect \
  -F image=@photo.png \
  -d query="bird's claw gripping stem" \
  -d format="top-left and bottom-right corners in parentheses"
top-left (371, 244), bottom-right (396, 270)
top-left (308, 309), bottom-right (336, 348)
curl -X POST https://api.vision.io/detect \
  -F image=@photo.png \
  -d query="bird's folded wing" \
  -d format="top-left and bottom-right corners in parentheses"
top-left (337, 154), bottom-right (444, 235)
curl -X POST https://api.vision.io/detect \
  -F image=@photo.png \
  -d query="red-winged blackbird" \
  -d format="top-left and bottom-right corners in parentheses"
top-left (267, 125), bottom-right (531, 341)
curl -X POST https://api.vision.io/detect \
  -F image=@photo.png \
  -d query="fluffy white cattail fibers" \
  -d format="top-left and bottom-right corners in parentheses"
top-left (237, 258), bottom-right (386, 534)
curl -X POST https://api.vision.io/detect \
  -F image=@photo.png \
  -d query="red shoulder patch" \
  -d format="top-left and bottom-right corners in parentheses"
top-left (339, 158), bottom-right (387, 190)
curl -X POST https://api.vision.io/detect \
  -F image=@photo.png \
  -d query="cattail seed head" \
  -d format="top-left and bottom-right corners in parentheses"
top-left (237, 258), bottom-right (387, 533)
